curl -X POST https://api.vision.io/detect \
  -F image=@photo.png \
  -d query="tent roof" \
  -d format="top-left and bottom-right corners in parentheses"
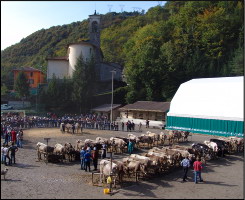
top-left (167, 76), bottom-right (243, 121)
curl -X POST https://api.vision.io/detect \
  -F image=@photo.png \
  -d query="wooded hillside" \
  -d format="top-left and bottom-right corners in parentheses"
top-left (1, 1), bottom-right (244, 104)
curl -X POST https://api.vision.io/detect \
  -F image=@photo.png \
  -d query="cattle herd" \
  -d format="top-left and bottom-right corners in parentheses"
top-left (36, 130), bottom-right (244, 187)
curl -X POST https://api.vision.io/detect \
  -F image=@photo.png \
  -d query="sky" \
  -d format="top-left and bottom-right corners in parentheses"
top-left (1, 1), bottom-right (166, 51)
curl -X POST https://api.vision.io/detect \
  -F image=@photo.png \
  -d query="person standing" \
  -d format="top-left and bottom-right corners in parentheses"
top-left (11, 129), bottom-right (17, 144)
top-left (19, 129), bottom-right (23, 148)
top-left (84, 150), bottom-right (92, 172)
top-left (3, 144), bottom-right (11, 166)
top-left (92, 147), bottom-right (99, 171)
top-left (1, 144), bottom-right (5, 164)
top-left (121, 122), bottom-right (124, 131)
top-left (180, 156), bottom-right (190, 182)
top-left (128, 140), bottom-right (134, 155)
top-left (72, 124), bottom-right (75, 134)
top-left (146, 120), bottom-right (150, 128)
top-left (9, 142), bottom-right (18, 165)
top-left (16, 131), bottom-right (20, 147)
top-left (80, 122), bottom-right (83, 134)
top-left (80, 147), bottom-right (86, 170)
top-left (4, 131), bottom-right (9, 145)
top-left (128, 121), bottom-right (132, 132)
top-left (193, 157), bottom-right (204, 184)
top-left (101, 143), bottom-right (107, 159)
top-left (131, 121), bottom-right (135, 131)
top-left (62, 122), bottom-right (65, 132)
top-left (138, 122), bottom-right (142, 132)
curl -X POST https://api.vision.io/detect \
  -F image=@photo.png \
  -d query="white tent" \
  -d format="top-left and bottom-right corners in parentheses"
top-left (166, 76), bottom-right (244, 137)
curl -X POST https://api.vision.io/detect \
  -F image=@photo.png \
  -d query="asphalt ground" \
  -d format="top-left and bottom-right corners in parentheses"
top-left (1, 126), bottom-right (244, 199)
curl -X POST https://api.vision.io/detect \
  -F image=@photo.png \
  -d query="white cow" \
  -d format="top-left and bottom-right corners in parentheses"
top-left (99, 159), bottom-right (119, 186)
top-left (204, 141), bottom-right (218, 152)
top-left (36, 142), bottom-right (54, 161)
top-left (110, 137), bottom-right (126, 153)
top-left (75, 139), bottom-right (84, 151)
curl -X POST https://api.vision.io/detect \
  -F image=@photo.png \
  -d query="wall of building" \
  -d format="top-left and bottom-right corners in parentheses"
top-left (47, 60), bottom-right (69, 80)
top-left (68, 43), bottom-right (95, 77)
top-left (13, 71), bottom-right (45, 88)
top-left (100, 63), bottom-right (122, 81)
top-left (120, 111), bottom-right (166, 121)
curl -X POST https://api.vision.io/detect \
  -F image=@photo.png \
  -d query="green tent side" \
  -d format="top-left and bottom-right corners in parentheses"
top-left (166, 116), bottom-right (244, 138)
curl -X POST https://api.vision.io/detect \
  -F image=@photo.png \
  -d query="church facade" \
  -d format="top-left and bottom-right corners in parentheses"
top-left (46, 11), bottom-right (122, 83)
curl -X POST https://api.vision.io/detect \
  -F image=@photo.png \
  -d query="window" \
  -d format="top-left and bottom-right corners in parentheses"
top-left (138, 112), bottom-right (143, 119)
top-left (92, 21), bottom-right (98, 32)
top-left (28, 79), bottom-right (34, 84)
top-left (30, 72), bottom-right (33, 77)
top-left (156, 113), bottom-right (164, 121)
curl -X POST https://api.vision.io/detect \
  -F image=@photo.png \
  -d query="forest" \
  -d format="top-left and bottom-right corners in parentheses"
top-left (1, 1), bottom-right (244, 112)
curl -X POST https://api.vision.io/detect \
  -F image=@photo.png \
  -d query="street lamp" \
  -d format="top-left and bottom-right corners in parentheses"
top-left (110, 70), bottom-right (116, 123)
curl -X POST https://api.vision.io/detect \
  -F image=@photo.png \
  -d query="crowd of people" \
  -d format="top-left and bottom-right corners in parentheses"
top-left (1, 112), bottom-right (146, 134)
top-left (80, 144), bottom-right (107, 172)
top-left (180, 156), bottom-right (204, 184)
top-left (1, 142), bottom-right (19, 166)
top-left (0, 112), bottom-right (143, 172)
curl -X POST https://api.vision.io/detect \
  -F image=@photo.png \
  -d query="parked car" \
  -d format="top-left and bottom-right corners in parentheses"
top-left (1, 104), bottom-right (13, 110)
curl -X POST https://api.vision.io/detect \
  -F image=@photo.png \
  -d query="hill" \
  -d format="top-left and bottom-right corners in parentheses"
top-left (1, 11), bottom-right (142, 89)
top-left (1, 1), bottom-right (244, 104)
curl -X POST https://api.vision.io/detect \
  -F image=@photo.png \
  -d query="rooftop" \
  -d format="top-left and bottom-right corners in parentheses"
top-left (91, 104), bottom-right (122, 112)
top-left (12, 66), bottom-right (44, 72)
top-left (119, 101), bottom-right (170, 113)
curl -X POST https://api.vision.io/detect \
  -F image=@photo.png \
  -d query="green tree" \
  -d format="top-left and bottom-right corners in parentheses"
top-left (58, 77), bottom-right (74, 111)
top-left (45, 74), bottom-right (59, 111)
top-left (72, 54), bottom-right (96, 113)
top-left (1, 83), bottom-right (9, 96)
top-left (14, 71), bottom-right (30, 100)
top-left (14, 71), bottom-right (30, 109)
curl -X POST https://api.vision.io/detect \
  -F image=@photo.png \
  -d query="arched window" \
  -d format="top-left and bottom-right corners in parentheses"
top-left (92, 21), bottom-right (98, 32)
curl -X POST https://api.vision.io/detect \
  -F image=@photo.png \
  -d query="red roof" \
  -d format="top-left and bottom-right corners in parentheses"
top-left (12, 66), bottom-right (43, 72)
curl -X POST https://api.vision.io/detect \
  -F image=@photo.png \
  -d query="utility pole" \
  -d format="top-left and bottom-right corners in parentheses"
top-left (110, 70), bottom-right (116, 123)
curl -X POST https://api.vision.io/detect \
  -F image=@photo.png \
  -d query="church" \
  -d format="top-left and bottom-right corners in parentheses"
top-left (46, 11), bottom-right (122, 85)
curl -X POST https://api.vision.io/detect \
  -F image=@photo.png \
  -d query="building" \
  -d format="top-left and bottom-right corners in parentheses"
top-left (166, 76), bottom-right (244, 137)
top-left (13, 67), bottom-right (45, 89)
top-left (91, 104), bottom-right (122, 121)
top-left (47, 11), bottom-right (122, 84)
top-left (118, 101), bottom-right (170, 127)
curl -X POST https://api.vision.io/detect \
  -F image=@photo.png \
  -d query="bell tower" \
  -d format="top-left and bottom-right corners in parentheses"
top-left (89, 10), bottom-right (101, 49)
